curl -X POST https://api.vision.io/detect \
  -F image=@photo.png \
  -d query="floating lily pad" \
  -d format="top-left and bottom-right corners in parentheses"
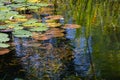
top-left (13, 0), bottom-right (26, 3)
top-left (0, 33), bottom-right (9, 42)
top-left (28, 6), bottom-right (39, 10)
top-left (0, 43), bottom-right (10, 48)
top-left (45, 19), bottom-right (56, 23)
top-left (22, 14), bottom-right (33, 19)
top-left (0, 26), bottom-right (8, 30)
top-left (47, 23), bottom-right (61, 27)
top-left (0, 48), bottom-right (10, 55)
top-left (27, 0), bottom-right (40, 3)
top-left (22, 19), bottom-right (38, 27)
top-left (13, 15), bottom-right (26, 19)
top-left (32, 33), bottom-right (51, 41)
top-left (29, 26), bottom-right (48, 32)
top-left (36, 3), bottom-right (49, 7)
top-left (62, 24), bottom-right (81, 29)
top-left (38, 7), bottom-right (54, 15)
top-left (0, 6), bottom-right (11, 11)
top-left (45, 15), bottom-right (63, 20)
top-left (13, 30), bottom-right (32, 37)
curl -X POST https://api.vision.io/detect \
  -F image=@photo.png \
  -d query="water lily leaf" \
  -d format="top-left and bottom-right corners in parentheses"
top-left (23, 22), bottom-right (46, 28)
top-left (0, 3), bottom-right (4, 6)
top-left (7, 4), bottom-right (25, 9)
top-left (32, 33), bottom-right (51, 41)
top-left (0, 33), bottom-right (9, 42)
top-left (29, 27), bottom-right (48, 32)
top-left (0, 48), bottom-right (10, 55)
top-left (0, 33), bottom-right (8, 37)
top-left (0, 43), bottom-right (10, 48)
top-left (0, 26), bottom-right (8, 30)
top-left (47, 23), bottom-right (61, 27)
top-left (62, 24), bottom-right (81, 29)
top-left (13, 26), bottom-right (24, 30)
top-left (13, 15), bottom-right (26, 19)
top-left (7, 24), bottom-right (20, 29)
top-left (22, 19), bottom-right (38, 27)
top-left (13, 30), bottom-right (32, 37)
top-left (45, 19), bottom-right (56, 23)
top-left (27, 0), bottom-right (40, 3)
top-left (45, 15), bottom-right (63, 20)
top-left (13, 0), bottom-right (26, 3)
top-left (27, 6), bottom-right (39, 10)
top-left (0, 6), bottom-right (11, 11)
top-left (38, 7), bottom-right (54, 15)
top-left (0, 11), bottom-right (19, 21)
top-left (36, 3), bottom-right (49, 7)
top-left (22, 14), bottom-right (33, 19)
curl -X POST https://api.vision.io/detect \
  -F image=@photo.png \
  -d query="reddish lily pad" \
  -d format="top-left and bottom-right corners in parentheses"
top-left (32, 32), bottom-right (51, 41)
top-left (0, 48), bottom-right (10, 55)
top-left (62, 24), bottom-right (81, 29)
top-left (45, 28), bottom-right (65, 38)
top-left (45, 15), bottom-right (63, 20)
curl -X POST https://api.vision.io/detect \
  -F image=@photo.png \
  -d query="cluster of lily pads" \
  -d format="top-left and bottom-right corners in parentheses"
top-left (0, 0), bottom-right (80, 54)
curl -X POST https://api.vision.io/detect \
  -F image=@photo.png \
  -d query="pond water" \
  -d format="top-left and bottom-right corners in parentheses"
top-left (0, 1), bottom-right (120, 80)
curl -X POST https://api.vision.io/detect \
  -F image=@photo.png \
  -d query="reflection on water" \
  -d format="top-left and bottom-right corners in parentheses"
top-left (0, 26), bottom-right (120, 80)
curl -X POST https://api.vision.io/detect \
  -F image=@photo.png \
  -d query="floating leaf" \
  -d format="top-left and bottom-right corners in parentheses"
top-left (45, 15), bottom-right (63, 20)
top-left (13, 15), bottom-right (26, 19)
top-left (13, 0), bottom-right (26, 3)
top-left (0, 43), bottom-right (10, 48)
top-left (45, 19), bottom-right (56, 23)
top-left (22, 19), bottom-right (38, 27)
top-left (29, 26), bottom-right (48, 32)
top-left (28, 6), bottom-right (39, 10)
top-left (38, 7), bottom-right (54, 15)
top-left (13, 30), bottom-right (32, 37)
top-left (0, 48), bottom-right (10, 55)
top-left (62, 24), bottom-right (81, 29)
top-left (0, 6), bottom-right (11, 11)
top-left (0, 26), bottom-right (8, 30)
top-left (27, 0), bottom-right (40, 3)
top-left (0, 33), bottom-right (9, 42)
top-left (47, 23), bottom-right (61, 27)
top-left (22, 14), bottom-right (33, 19)
top-left (36, 3), bottom-right (49, 7)
top-left (32, 34), bottom-right (51, 41)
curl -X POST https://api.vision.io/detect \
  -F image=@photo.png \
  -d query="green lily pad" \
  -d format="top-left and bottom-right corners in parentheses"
top-left (13, 0), bottom-right (26, 3)
top-left (29, 27), bottom-right (48, 32)
top-left (13, 30), bottom-right (32, 37)
top-left (13, 15), bottom-right (26, 19)
top-left (36, 3), bottom-right (49, 7)
top-left (13, 27), bottom-right (24, 30)
top-left (28, 6), bottom-right (39, 10)
top-left (0, 43), bottom-right (10, 48)
top-left (0, 33), bottom-right (9, 43)
top-left (0, 6), bottom-right (11, 11)
top-left (31, 23), bottom-right (46, 27)
top-left (22, 19), bottom-right (38, 27)
top-left (0, 26), bottom-right (8, 30)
